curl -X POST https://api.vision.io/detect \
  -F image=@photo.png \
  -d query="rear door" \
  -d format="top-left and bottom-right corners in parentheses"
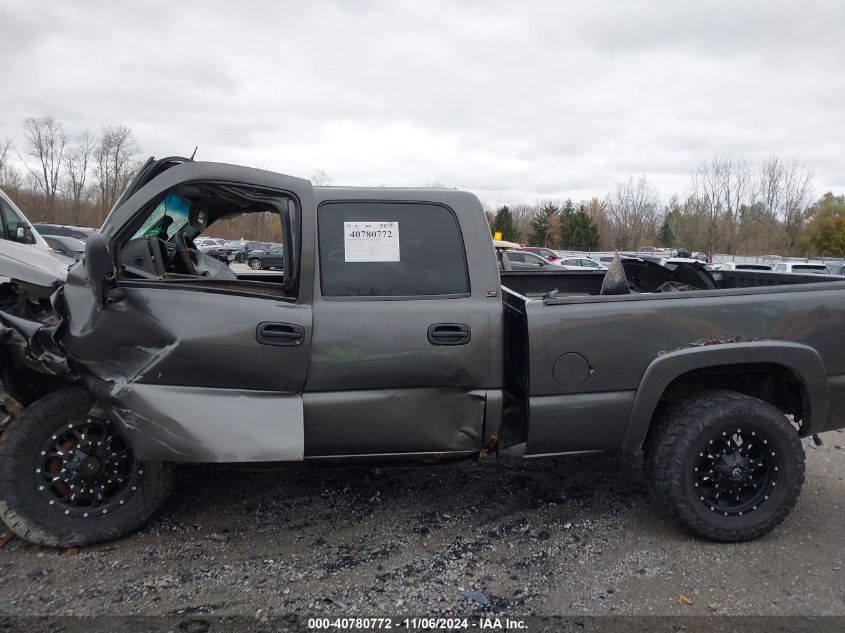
top-left (304, 197), bottom-right (496, 457)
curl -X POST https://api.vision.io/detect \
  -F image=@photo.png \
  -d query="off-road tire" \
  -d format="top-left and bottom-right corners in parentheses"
top-left (248, 257), bottom-right (263, 270)
top-left (644, 390), bottom-right (804, 542)
top-left (0, 387), bottom-right (174, 548)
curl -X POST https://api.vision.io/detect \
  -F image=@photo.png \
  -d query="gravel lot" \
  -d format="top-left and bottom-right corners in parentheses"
top-left (0, 432), bottom-right (843, 621)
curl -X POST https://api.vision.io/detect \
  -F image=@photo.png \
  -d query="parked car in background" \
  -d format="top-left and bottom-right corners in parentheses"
top-left (42, 235), bottom-right (86, 261)
top-left (659, 257), bottom-right (707, 268)
top-left (247, 244), bottom-right (285, 270)
top-left (0, 189), bottom-right (51, 251)
top-left (822, 263), bottom-right (845, 276)
top-left (720, 262), bottom-right (774, 271)
top-left (773, 262), bottom-right (831, 275)
top-left (33, 223), bottom-right (98, 241)
top-left (225, 239), bottom-right (267, 263)
top-left (195, 237), bottom-right (235, 262)
top-left (521, 246), bottom-right (561, 263)
top-left (501, 249), bottom-right (555, 270)
top-left (557, 256), bottom-right (606, 270)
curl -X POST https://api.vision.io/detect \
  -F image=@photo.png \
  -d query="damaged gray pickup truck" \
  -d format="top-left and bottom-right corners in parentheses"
top-left (1, 156), bottom-right (844, 548)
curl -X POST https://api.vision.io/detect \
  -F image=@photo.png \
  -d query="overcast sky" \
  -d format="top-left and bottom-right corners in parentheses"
top-left (2, 0), bottom-right (844, 207)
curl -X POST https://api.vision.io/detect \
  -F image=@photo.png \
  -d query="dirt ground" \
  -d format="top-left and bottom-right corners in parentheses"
top-left (0, 432), bottom-right (843, 621)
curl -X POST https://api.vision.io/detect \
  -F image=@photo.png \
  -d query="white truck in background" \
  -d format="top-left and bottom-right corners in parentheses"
top-left (0, 189), bottom-right (51, 252)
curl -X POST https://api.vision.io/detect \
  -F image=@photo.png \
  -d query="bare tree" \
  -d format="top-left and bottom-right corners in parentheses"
top-left (779, 158), bottom-right (814, 255)
top-left (20, 116), bottom-right (67, 222)
top-left (310, 169), bottom-right (333, 186)
top-left (95, 125), bottom-right (139, 215)
top-left (688, 156), bottom-right (755, 255)
top-left (63, 131), bottom-right (95, 224)
top-left (0, 136), bottom-right (21, 190)
top-left (0, 136), bottom-right (11, 174)
top-left (510, 203), bottom-right (536, 244)
top-left (754, 157), bottom-right (814, 255)
top-left (605, 175), bottom-right (660, 250)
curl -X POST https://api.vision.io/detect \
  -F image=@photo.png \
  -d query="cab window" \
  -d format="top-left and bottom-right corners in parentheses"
top-left (117, 183), bottom-right (296, 298)
top-left (318, 201), bottom-right (469, 298)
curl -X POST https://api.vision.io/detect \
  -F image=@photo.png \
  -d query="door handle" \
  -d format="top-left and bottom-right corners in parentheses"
top-left (427, 323), bottom-right (471, 346)
top-left (256, 322), bottom-right (305, 346)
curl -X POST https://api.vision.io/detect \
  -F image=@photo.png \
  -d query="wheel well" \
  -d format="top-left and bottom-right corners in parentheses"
top-left (1, 357), bottom-right (77, 408)
top-left (652, 362), bottom-right (808, 433)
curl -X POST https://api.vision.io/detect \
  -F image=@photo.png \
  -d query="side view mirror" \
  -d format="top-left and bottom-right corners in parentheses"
top-left (84, 234), bottom-right (116, 303)
top-left (15, 226), bottom-right (34, 244)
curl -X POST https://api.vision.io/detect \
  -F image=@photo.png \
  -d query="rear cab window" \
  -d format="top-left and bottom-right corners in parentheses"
top-left (318, 202), bottom-right (469, 298)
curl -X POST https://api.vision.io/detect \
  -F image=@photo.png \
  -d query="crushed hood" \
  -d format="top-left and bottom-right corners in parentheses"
top-left (0, 240), bottom-right (70, 288)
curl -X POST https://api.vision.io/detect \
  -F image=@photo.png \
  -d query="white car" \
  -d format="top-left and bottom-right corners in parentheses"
top-left (659, 257), bottom-right (706, 267)
top-left (0, 189), bottom-right (51, 252)
top-left (772, 262), bottom-right (831, 275)
top-left (719, 262), bottom-right (773, 271)
top-left (556, 256), bottom-right (606, 270)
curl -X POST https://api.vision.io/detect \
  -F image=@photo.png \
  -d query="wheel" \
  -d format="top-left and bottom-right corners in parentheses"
top-left (248, 257), bottom-right (263, 270)
top-left (0, 387), bottom-right (174, 548)
top-left (235, 252), bottom-right (246, 263)
top-left (645, 390), bottom-right (804, 542)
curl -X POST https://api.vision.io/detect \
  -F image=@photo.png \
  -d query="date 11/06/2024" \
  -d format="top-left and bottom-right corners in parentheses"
top-left (307, 617), bottom-right (528, 630)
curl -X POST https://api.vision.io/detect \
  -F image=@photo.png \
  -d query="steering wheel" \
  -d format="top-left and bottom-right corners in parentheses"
top-left (174, 230), bottom-right (198, 276)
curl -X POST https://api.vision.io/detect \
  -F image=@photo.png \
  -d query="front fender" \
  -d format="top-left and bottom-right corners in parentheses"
top-left (622, 341), bottom-right (828, 453)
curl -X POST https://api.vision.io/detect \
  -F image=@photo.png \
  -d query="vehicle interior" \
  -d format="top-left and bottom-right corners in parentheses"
top-left (115, 183), bottom-right (295, 298)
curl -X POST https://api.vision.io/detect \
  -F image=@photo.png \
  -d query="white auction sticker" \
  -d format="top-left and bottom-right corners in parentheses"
top-left (344, 221), bottom-right (400, 262)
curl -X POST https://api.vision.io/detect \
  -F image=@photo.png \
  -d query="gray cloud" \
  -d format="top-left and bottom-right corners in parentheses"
top-left (2, 0), bottom-right (844, 207)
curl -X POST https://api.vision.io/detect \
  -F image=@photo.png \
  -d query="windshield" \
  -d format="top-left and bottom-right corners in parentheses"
top-left (133, 192), bottom-right (191, 240)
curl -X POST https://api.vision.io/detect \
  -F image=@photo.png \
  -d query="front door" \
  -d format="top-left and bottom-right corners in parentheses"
top-left (61, 161), bottom-right (316, 463)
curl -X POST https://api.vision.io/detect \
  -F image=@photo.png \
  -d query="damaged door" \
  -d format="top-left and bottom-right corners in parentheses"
top-left (304, 199), bottom-right (492, 457)
top-left (61, 161), bottom-right (316, 463)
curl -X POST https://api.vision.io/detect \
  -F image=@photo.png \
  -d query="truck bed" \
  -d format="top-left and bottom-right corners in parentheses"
top-left (502, 271), bottom-right (845, 458)
top-left (501, 263), bottom-right (845, 298)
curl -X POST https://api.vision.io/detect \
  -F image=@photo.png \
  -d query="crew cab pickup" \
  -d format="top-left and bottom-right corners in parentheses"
top-left (1, 157), bottom-right (843, 547)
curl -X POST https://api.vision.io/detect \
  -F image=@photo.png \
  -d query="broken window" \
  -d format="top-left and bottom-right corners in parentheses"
top-left (117, 183), bottom-right (297, 298)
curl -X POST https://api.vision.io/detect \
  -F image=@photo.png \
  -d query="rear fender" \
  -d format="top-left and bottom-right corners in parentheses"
top-left (622, 341), bottom-right (828, 453)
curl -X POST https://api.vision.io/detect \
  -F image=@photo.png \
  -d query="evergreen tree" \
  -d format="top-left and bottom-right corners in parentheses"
top-left (658, 216), bottom-right (674, 246)
top-left (558, 199), bottom-right (576, 248)
top-left (491, 205), bottom-right (515, 241)
top-left (530, 202), bottom-right (559, 246)
top-left (565, 207), bottom-right (601, 251)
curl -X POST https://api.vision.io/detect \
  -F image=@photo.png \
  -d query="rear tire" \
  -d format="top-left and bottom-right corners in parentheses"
top-left (0, 387), bottom-right (174, 548)
top-left (645, 390), bottom-right (804, 542)
top-left (248, 257), bottom-right (263, 270)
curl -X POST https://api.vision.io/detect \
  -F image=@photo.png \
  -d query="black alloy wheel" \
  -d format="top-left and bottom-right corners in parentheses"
top-left (36, 417), bottom-right (141, 519)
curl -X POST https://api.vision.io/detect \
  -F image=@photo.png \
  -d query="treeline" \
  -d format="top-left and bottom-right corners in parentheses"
top-left (3, 116), bottom-right (845, 255)
top-left (0, 115), bottom-right (276, 241)
top-left (1, 116), bottom-right (139, 228)
top-left (488, 156), bottom-right (845, 258)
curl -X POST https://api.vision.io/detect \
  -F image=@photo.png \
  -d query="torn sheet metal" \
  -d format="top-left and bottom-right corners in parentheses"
top-left (0, 242), bottom-right (305, 463)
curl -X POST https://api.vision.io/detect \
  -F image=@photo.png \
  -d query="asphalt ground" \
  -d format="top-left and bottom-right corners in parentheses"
top-left (0, 433), bottom-right (842, 624)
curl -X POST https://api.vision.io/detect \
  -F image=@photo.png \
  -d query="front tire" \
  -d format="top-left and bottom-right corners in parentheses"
top-left (248, 257), bottom-right (263, 270)
top-left (0, 387), bottom-right (174, 548)
top-left (645, 390), bottom-right (804, 542)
